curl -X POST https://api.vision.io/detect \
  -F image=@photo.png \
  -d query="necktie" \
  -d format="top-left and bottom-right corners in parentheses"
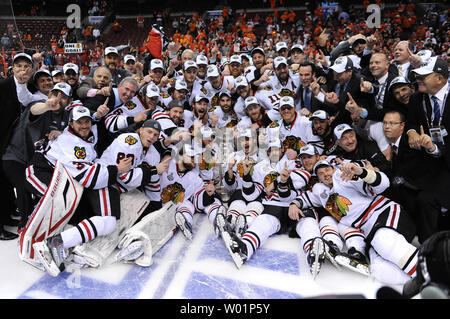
top-left (432, 96), bottom-right (441, 127)
top-left (304, 87), bottom-right (311, 110)
top-left (338, 84), bottom-right (345, 100)
top-left (391, 144), bottom-right (398, 163)
top-left (398, 65), bottom-right (403, 77)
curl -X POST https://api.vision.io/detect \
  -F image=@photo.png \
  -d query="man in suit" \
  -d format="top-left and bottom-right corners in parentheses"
top-left (296, 61), bottom-right (323, 115)
top-left (359, 52), bottom-right (399, 121)
top-left (0, 53), bottom-right (34, 239)
top-left (77, 66), bottom-right (112, 102)
top-left (314, 56), bottom-right (371, 127)
top-left (405, 57), bottom-right (450, 241)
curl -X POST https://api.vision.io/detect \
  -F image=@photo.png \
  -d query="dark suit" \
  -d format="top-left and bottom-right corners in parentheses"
top-left (404, 87), bottom-right (450, 241)
top-left (297, 84), bottom-right (323, 113)
top-left (0, 76), bottom-right (24, 231)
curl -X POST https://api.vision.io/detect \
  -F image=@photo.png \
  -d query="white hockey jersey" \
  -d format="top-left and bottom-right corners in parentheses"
top-left (222, 150), bottom-right (259, 193)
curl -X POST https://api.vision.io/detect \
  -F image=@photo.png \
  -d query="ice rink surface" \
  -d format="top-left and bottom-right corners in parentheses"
top-left (0, 213), bottom-right (404, 300)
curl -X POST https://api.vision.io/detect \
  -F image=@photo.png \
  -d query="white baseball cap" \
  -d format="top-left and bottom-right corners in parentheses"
top-left (273, 56), bottom-right (288, 69)
top-left (412, 56), bottom-right (449, 78)
top-left (330, 56), bottom-right (353, 73)
top-left (300, 144), bottom-right (318, 156)
top-left (279, 96), bottom-right (294, 108)
top-left (334, 123), bottom-right (354, 140)
top-left (194, 92), bottom-right (209, 103)
top-left (63, 63), bottom-right (79, 74)
top-left (104, 46), bottom-right (119, 56)
top-left (150, 59), bottom-right (164, 70)
top-left (13, 52), bottom-right (33, 65)
top-left (175, 79), bottom-right (188, 91)
top-left (251, 47), bottom-right (265, 56)
top-left (146, 83), bottom-right (160, 98)
top-left (183, 60), bottom-right (198, 70)
top-left (290, 44), bottom-right (304, 53)
top-left (124, 54), bottom-right (136, 63)
top-left (309, 110), bottom-right (330, 121)
top-left (196, 54), bottom-right (208, 65)
top-left (229, 54), bottom-right (242, 65)
top-left (207, 64), bottom-right (220, 78)
top-left (313, 159), bottom-right (332, 175)
top-left (235, 75), bottom-right (248, 89)
top-left (51, 69), bottom-right (63, 77)
top-left (244, 96), bottom-right (259, 108)
top-left (33, 69), bottom-right (51, 82)
top-left (69, 105), bottom-right (92, 121)
top-left (51, 82), bottom-right (72, 96)
top-left (275, 42), bottom-right (288, 52)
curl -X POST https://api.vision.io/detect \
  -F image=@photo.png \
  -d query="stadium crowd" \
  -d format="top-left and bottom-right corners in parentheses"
top-left (1, 0), bottom-right (450, 296)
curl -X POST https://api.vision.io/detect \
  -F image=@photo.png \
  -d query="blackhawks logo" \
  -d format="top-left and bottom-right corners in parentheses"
top-left (161, 182), bottom-right (185, 204)
top-left (125, 101), bottom-right (136, 110)
top-left (74, 146), bottom-right (86, 159)
top-left (282, 135), bottom-right (306, 153)
top-left (236, 157), bottom-right (257, 177)
top-left (279, 89), bottom-right (296, 99)
top-left (269, 121), bottom-right (280, 128)
top-left (125, 135), bottom-right (137, 145)
top-left (325, 193), bottom-right (352, 221)
top-left (263, 171), bottom-right (280, 188)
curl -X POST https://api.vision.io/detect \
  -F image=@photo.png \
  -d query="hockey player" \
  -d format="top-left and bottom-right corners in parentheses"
top-left (159, 78), bottom-right (190, 109)
top-left (104, 83), bottom-right (164, 133)
top-left (162, 143), bottom-right (225, 240)
top-left (151, 99), bottom-right (193, 139)
top-left (208, 90), bottom-right (238, 129)
top-left (220, 139), bottom-right (311, 269)
top-left (22, 105), bottom-right (133, 276)
top-left (237, 96), bottom-right (281, 131)
top-left (290, 158), bottom-right (419, 282)
top-left (175, 60), bottom-right (204, 107)
top-left (203, 64), bottom-right (235, 108)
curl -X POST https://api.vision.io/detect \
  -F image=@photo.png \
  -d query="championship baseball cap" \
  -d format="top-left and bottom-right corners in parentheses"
top-left (412, 56), bottom-right (449, 79)
top-left (196, 54), bottom-right (208, 66)
top-left (194, 92), bottom-right (209, 103)
top-left (69, 105), bottom-right (91, 121)
top-left (275, 41), bottom-right (288, 52)
top-left (150, 59), bottom-right (164, 70)
top-left (219, 90), bottom-right (232, 98)
top-left (244, 96), bottom-right (259, 108)
top-left (290, 44), bottom-right (304, 53)
top-left (330, 56), bottom-right (353, 73)
top-left (313, 159), bottom-right (332, 175)
top-left (167, 99), bottom-right (184, 110)
top-left (388, 76), bottom-right (410, 92)
top-left (300, 144), bottom-right (318, 156)
top-left (124, 54), bottom-right (136, 64)
top-left (174, 79), bottom-right (188, 91)
top-left (235, 75), bottom-right (248, 88)
top-left (13, 52), bottom-right (33, 65)
top-left (206, 64), bottom-right (220, 78)
top-left (334, 123), bottom-right (354, 140)
top-left (51, 69), bottom-right (63, 77)
top-left (51, 82), bottom-right (72, 96)
top-left (183, 60), bottom-right (198, 70)
top-left (141, 119), bottom-right (161, 132)
top-left (416, 49), bottom-right (433, 62)
top-left (229, 54), bottom-right (242, 65)
top-left (145, 83), bottom-right (160, 98)
top-left (309, 110), bottom-right (330, 121)
top-left (274, 56), bottom-right (288, 69)
top-left (104, 46), bottom-right (118, 56)
top-left (33, 69), bottom-right (51, 82)
top-left (63, 63), bottom-right (79, 74)
top-left (279, 96), bottom-right (294, 108)
top-left (251, 47), bottom-right (265, 56)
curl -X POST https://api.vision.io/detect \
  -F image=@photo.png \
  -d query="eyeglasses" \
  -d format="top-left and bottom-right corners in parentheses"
top-left (382, 121), bottom-right (403, 127)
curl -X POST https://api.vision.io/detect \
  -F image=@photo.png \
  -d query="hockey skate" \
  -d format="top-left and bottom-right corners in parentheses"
top-left (335, 247), bottom-right (371, 277)
top-left (175, 211), bottom-right (193, 240)
top-left (323, 240), bottom-right (341, 269)
top-left (32, 234), bottom-right (66, 277)
top-left (234, 214), bottom-right (248, 237)
top-left (213, 206), bottom-right (229, 238)
top-left (221, 229), bottom-right (248, 269)
top-left (116, 240), bottom-right (145, 263)
top-left (307, 237), bottom-right (326, 279)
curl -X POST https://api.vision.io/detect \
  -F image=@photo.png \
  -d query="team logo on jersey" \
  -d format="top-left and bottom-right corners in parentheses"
top-left (125, 101), bottom-right (137, 110)
top-left (269, 121), bottom-right (280, 128)
top-left (74, 146), bottom-right (87, 159)
top-left (125, 135), bottom-right (137, 145)
top-left (211, 94), bottom-right (220, 107)
top-left (160, 92), bottom-right (169, 98)
top-left (236, 157), bottom-right (257, 177)
top-left (201, 87), bottom-right (208, 95)
top-left (169, 78), bottom-right (176, 86)
top-left (136, 76), bottom-right (144, 84)
top-left (225, 119), bottom-right (238, 128)
top-left (282, 135), bottom-right (306, 153)
top-left (208, 105), bottom-right (216, 113)
top-left (161, 182), bottom-right (185, 204)
top-left (325, 193), bottom-right (352, 222)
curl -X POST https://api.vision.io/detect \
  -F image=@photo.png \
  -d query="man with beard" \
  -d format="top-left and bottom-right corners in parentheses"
top-left (204, 64), bottom-right (235, 108)
top-left (332, 123), bottom-right (391, 175)
top-left (89, 47), bottom-right (131, 87)
top-left (160, 79), bottom-right (189, 109)
top-left (195, 55), bottom-right (209, 83)
top-left (176, 60), bottom-right (203, 108)
top-left (152, 99), bottom-right (193, 141)
top-left (104, 83), bottom-right (164, 133)
top-left (258, 56), bottom-right (300, 105)
top-left (309, 110), bottom-right (335, 156)
top-left (226, 54), bottom-right (243, 78)
top-left (63, 63), bottom-right (81, 101)
top-left (237, 96), bottom-right (280, 131)
top-left (209, 90), bottom-right (237, 129)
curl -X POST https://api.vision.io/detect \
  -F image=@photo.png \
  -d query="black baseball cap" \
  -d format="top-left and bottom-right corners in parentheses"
top-left (141, 119), bottom-right (161, 132)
